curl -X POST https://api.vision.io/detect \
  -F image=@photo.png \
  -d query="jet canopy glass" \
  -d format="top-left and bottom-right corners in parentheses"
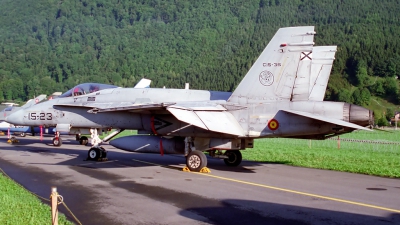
top-left (59, 83), bottom-right (119, 98)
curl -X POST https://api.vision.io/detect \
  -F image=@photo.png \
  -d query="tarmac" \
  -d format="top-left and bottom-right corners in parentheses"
top-left (0, 135), bottom-right (399, 225)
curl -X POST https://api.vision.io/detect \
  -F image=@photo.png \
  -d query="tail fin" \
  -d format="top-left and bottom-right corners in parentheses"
top-left (291, 46), bottom-right (337, 101)
top-left (134, 78), bottom-right (152, 88)
top-left (21, 94), bottom-right (47, 109)
top-left (308, 46), bottom-right (337, 101)
top-left (228, 26), bottom-right (315, 104)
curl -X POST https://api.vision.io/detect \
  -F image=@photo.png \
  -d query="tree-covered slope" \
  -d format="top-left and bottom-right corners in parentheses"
top-left (0, 0), bottom-right (399, 115)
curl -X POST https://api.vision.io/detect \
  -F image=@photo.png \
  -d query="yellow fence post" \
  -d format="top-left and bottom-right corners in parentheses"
top-left (51, 186), bottom-right (58, 225)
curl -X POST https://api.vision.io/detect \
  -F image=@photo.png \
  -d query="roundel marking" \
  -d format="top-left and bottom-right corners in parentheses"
top-left (259, 70), bottom-right (274, 86)
top-left (268, 119), bottom-right (279, 130)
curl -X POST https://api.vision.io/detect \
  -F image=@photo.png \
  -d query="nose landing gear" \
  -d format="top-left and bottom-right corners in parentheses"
top-left (87, 146), bottom-right (107, 161)
top-left (52, 132), bottom-right (62, 147)
top-left (85, 128), bottom-right (124, 161)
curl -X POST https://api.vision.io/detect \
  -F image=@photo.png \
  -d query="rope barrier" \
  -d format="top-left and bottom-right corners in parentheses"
top-left (0, 167), bottom-right (82, 225)
top-left (327, 137), bottom-right (400, 145)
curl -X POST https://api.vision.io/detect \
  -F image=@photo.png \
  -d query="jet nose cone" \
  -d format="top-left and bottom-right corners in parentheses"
top-left (5, 109), bottom-right (25, 125)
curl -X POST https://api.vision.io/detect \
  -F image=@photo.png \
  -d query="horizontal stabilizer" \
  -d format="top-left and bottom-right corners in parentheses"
top-left (282, 109), bottom-right (372, 131)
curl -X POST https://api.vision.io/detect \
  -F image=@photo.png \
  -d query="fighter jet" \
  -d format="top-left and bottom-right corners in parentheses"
top-left (6, 26), bottom-right (373, 172)
top-left (2, 78), bottom-right (152, 145)
top-left (0, 95), bottom-right (48, 137)
top-left (0, 95), bottom-right (47, 121)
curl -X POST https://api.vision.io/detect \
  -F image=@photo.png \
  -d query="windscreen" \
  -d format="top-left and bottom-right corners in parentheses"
top-left (59, 83), bottom-right (119, 98)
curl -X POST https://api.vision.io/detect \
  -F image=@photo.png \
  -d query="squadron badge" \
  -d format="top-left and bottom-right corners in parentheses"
top-left (259, 70), bottom-right (274, 86)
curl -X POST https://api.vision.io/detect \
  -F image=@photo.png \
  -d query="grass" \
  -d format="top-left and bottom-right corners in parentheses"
top-left (0, 172), bottom-right (72, 225)
top-left (242, 130), bottom-right (400, 178)
top-left (370, 96), bottom-right (400, 113)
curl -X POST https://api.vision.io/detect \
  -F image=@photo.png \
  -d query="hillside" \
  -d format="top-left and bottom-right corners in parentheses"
top-left (0, 0), bottom-right (399, 119)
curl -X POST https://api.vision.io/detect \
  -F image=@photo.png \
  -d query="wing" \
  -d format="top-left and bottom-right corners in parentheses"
top-left (282, 109), bottom-right (372, 131)
top-left (55, 100), bottom-right (244, 135)
top-left (54, 100), bottom-right (175, 113)
top-left (167, 105), bottom-right (244, 136)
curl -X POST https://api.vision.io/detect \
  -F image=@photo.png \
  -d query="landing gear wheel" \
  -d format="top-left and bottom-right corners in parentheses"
top-left (20, 133), bottom-right (26, 137)
top-left (79, 136), bottom-right (88, 145)
top-left (87, 147), bottom-right (107, 161)
top-left (186, 150), bottom-right (207, 172)
top-left (224, 150), bottom-right (242, 167)
top-left (88, 148), bottom-right (100, 160)
top-left (52, 137), bottom-right (62, 147)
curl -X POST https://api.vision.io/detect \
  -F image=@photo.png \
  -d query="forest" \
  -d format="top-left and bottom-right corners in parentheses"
top-left (0, 0), bottom-right (399, 123)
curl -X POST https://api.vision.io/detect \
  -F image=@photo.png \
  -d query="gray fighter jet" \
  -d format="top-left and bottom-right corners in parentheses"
top-left (6, 26), bottom-right (373, 172)
top-left (0, 95), bottom-right (47, 137)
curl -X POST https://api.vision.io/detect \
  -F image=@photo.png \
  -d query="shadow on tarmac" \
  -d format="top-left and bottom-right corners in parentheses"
top-left (0, 136), bottom-right (285, 173)
top-left (178, 199), bottom-right (400, 225)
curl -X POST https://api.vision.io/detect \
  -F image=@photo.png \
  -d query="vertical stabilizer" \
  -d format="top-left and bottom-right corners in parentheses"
top-left (21, 94), bottom-right (47, 109)
top-left (134, 78), bottom-right (152, 88)
top-left (308, 46), bottom-right (337, 101)
top-left (291, 46), bottom-right (337, 101)
top-left (228, 26), bottom-right (315, 104)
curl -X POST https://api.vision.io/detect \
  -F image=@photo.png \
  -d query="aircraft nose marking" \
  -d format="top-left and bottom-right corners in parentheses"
top-left (5, 109), bottom-right (25, 125)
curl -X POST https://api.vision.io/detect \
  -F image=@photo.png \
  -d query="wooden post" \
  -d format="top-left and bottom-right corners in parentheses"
top-left (337, 136), bottom-right (340, 149)
top-left (51, 186), bottom-right (58, 225)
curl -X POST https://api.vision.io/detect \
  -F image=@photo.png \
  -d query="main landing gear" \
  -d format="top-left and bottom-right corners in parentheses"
top-left (87, 146), bottom-right (107, 161)
top-left (80, 136), bottom-right (89, 145)
top-left (222, 150), bottom-right (242, 167)
top-left (182, 137), bottom-right (210, 172)
top-left (75, 134), bottom-right (89, 145)
top-left (85, 128), bottom-right (124, 161)
top-left (186, 150), bottom-right (208, 172)
top-left (183, 150), bottom-right (243, 172)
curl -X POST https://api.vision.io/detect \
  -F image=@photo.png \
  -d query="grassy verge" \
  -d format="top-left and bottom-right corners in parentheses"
top-left (0, 172), bottom-right (72, 225)
top-left (242, 130), bottom-right (400, 178)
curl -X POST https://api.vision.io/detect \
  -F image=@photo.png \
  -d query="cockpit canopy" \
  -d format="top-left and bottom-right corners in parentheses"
top-left (59, 83), bottom-right (119, 98)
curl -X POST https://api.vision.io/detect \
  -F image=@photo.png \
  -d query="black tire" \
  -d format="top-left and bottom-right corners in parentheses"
top-left (20, 133), bottom-right (26, 137)
top-left (186, 150), bottom-right (207, 172)
top-left (224, 150), bottom-right (242, 167)
top-left (101, 150), bottom-right (107, 158)
top-left (88, 148), bottom-right (100, 160)
top-left (99, 146), bottom-right (107, 158)
top-left (52, 137), bottom-right (62, 147)
top-left (79, 136), bottom-right (89, 145)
